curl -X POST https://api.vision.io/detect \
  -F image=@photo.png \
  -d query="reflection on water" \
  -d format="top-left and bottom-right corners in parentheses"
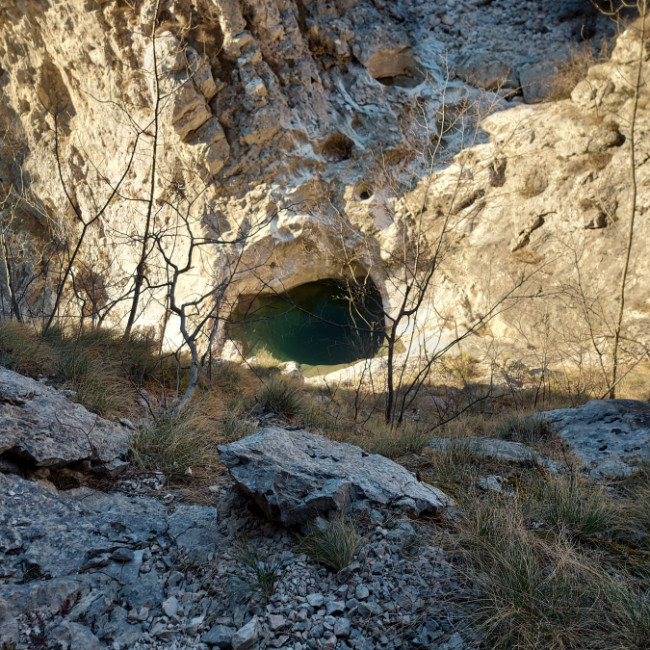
top-left (228, 280), bottom-right (385, 366)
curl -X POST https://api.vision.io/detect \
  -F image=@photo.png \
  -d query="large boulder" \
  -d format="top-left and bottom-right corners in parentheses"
top-left (542, 400), bottom-right (650, 478)
top-left (218, 427), bottom-right (452, 525)
top-left (0, 367), bottom-right (129, 474)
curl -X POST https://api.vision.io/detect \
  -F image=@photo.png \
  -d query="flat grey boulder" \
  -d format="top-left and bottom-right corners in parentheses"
top-left (425, 437), bottom-right (556, 470)
top-left (0, 367), bottom-right (129, 474)
top-left (541, 400), bottom-right (650, 478)
top-left (218, 427), bottom-right (452, 525)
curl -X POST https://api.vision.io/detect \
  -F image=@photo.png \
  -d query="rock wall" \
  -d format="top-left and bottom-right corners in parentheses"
top-left (0, 0), bottom-right (647, 371)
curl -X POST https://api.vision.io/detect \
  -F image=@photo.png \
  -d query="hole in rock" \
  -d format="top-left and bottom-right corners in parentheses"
top-left (320, 133), bottom-right (354, 162)
top-left (228, 279), bottom-right (385, 367)
top-left (367, 48), bottom-right (424, 88)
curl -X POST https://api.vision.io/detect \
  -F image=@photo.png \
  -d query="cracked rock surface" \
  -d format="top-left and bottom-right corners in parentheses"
top-left (0, 367), bottom-right (129, 475)
top-left (542, 399), bottom-right (650, 478)
top-left (0, 471), bottom-right (476, 650)
top-left (218, 427), bottom-right (453, 525)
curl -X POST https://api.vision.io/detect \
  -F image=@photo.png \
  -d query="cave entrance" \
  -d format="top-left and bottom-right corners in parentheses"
top-left (228, 279), bottom-right (385, 367)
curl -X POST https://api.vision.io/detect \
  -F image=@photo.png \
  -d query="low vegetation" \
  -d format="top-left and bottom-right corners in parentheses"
top-left (546, 42), bottom-right (609, 101)
top-left (1, 321), bottom-right (649, 648)
top-left (299, 513), bottom-right (363, 571)
top-left (258, 376), bottom-right (303, 418)
top-left (228, 541), bottom-right (285, 603)
top-left (455, 484), bottom-right (650, 650)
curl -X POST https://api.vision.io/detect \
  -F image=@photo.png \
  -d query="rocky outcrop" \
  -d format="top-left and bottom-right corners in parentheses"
top-left (0, 470), bottom-right (220, 648)
top-left (542, 399), bottom-right (650, 478)
top-left (218, 427), bottom-right (452, 524)
top-left (2, 0), bottom-right (643, 374)
top-left (0, 367), bottom-right (129, 475)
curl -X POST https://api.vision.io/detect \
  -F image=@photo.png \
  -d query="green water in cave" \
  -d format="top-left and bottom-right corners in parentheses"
top-left (228, 280), bottom-right (385, 367)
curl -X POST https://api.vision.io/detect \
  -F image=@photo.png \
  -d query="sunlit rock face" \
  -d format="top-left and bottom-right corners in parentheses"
top-left (0, 1), bottom-right (647, 367)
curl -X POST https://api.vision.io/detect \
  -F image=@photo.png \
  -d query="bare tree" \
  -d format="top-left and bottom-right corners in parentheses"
top-left (607, 1), bottom-right (646, 397)
top-left (152, 186), bottom-right (272, 412)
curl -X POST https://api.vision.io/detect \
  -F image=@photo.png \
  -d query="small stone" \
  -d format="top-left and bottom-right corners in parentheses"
top-left (326, 600), bottom-right (345, 615)
top-left (186, 615), bottom-right (205, 635)
top-left (307, 593), bottom-right (325, 607)
top-left (136, 606), bottom-right (150, 622)
top-left (267, 614), bottom-right (286, 631)
top-left (111, 547), bottom-right (135, 563)
top-left (345, 598), bottom-right (359, 611)
top-left (202, 624), bottom-right (236, 647)
top-left (162, 596), bottom-right (179, 618)
top-left (334, 618), bottom-right (351, 637)
top-left (355, 585), bottom-right (370, 600)
top-left (309, 623), bottom-right (325, 638)
top-left (271, 634), bottom-right (289, 647)
top-left (232, 616), bottom-right (260, 650)
top-left (358, 601), bottom-right (383, 618)
top-left (322, 635), bottom-right (337, 649)
top-left (441, 632), bottom-right (465, 650)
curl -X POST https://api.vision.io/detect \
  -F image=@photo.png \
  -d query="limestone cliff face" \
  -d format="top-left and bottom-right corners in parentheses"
top-left (0, 0), bottom-right (647, 369)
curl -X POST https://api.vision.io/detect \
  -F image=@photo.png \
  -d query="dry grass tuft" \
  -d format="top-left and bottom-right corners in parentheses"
top-left (299, 513), bottom-right (363, 571)
top-left (258, 376), bottom-right (303, 417)
top-left (459, 493), bottom-right (650, 650)
top-left (546, 44), bottom-right (606, 101)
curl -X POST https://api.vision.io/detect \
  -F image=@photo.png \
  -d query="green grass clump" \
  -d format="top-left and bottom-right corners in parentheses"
top-left (422, 439), bottom-right (480, 491)
top-left (460, 495), bottom-right (650, 650)
top-left (362, 419), bottom-right (430, 459)
top-left (211, 361), bottom-right (246, 394)
top-left (0, 321), bottom-right (163, 416)
top-left (220, 410), bottom-right (255, 442)
top-left (525, 472), bottom-right (615, 536)
top-left (259, 376), bottom-right (303, 417)
top-left (229, 541), bottom-right (283, 602)
top-left (0, 319), bottom-right (57, 376)
top-left (299, 513), bottom-right (363, 571)
top-left (129, 408), bottom-right (220, 482)
top-left (493, 414), bottom-right (554, 444)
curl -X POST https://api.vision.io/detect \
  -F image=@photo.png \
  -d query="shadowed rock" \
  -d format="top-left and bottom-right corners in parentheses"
top-left (425, 436), bottom-right (548, 465)
top-left (0, 367), bottom-right (129, 474)
top-left (218, 427), bottom-right (452, 525)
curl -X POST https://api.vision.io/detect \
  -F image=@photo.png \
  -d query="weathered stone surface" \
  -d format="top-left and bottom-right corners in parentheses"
top-left (478, 474), bottom-right (515, 496)
top-left (218, 427), bottom-right (452, 524)
top-left (519, 59), bottom-right (556, 103)
top-left (203, 623), bottom-right (237, 647)
top-left (0, 367), bottom-right (129, 474)
top-left (426, 436), bottom-right (547, 465)
top-left (455, 52), bottom-right (519, 91)
top-left (542, 400), bottom-right (650, 478)
top-left (49, 621), bottom-right (103, 650)
top-left (231, 616), bottom-right (260, 650)
top-left (0, 461), bottom-right (478, 649)
top-left (2, 0), bottom-right (639, 379)
top-left (0, 469), bottom-right (223, 648)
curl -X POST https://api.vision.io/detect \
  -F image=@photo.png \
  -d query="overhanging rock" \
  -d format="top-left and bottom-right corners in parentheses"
top-left (218, 427), bottom-right (452, 525)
